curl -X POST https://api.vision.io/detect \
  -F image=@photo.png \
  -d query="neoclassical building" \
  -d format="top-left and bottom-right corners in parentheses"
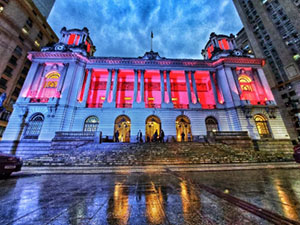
top-left (1, 28), bottom-right (290, 144)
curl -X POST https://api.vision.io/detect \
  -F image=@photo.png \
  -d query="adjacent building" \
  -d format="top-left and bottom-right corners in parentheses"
top-left (32, 0), bottom-right (55, 19)
top-left (0, 0), bottom-right (58, 138)
top-left (0, 28), bottom-right (290, 152)
top-left (233, 0), bottom-right (300, 142)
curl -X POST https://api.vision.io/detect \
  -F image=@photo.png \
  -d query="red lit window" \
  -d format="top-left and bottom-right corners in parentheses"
top-left (68, 34), bottom-right (76, 45)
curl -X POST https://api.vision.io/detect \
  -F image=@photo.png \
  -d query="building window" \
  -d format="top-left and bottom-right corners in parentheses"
top-left (24, 114), bottom-right (44, 139)
top-left (254, 114), bottom-right (272, 138)
top-left (8, 55), bottom-right (18, 66)
top-left (12, 87), bottom-right (20, 97)
top-left (83, 116), bottom-right (99, 132)
top-left (0, 77), bottom-right (8, 89)
top-left (26, 18), bottom-right (33, 27)
top-left (39, 71), bottom-right (60, 98)
top-left (0, 126), bottom-right (5, 137)
top-left (14, 46), bottom-right (23, 56)
top-left (3, 66), bottom-right (13, 77)
top-left (238, 75), bottom-right (253, 92)
top-left (17, 77), bottom-right (25, 86)
top-left (205, 117), bottom-right (219, 132)
top-left (21, 67), bottom-right (29, 75)
top-left (37, 31), bottom-right (43, 40)
top-left (0, 4), bottom-right (4, 13)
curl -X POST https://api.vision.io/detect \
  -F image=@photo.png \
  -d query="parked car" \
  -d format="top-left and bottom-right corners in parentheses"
top-left (0, 151), bottom-right (23, 177)
top-left (293, 144), bottom-right (300, 163)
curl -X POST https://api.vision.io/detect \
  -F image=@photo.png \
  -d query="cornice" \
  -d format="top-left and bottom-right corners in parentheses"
top-left (28, 52), bottom-right (264, 68)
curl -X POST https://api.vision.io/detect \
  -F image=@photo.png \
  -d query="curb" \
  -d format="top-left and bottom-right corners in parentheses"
top-left (16, 162), bottom-right (300, 175)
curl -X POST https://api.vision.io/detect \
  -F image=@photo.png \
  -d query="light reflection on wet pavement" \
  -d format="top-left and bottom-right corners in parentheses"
top-left (0, 169), bottom-right (300, 225)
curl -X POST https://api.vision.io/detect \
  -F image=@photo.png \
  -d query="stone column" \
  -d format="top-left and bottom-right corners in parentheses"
top-left (104, 69), bottom-right (112, 104)
top-left (133, 69), bottom-right (138, 103)
top-left (111, 69), bottom-right (119, 106)
top-left (133, 69), bottom-right (144, 108)
top-left (17, 62), bottom-right (41, 102)
top-left (165, 70), bottom-right (173, 108)
top-left (256, 68), bottom-right (275, 104)
top-left (209, 71), bottom-right (223, 108)
top-left (185, 71), bottom-right (193, 108)
top-left (231, 68), bottom-right (248, 106)
top-left (140, 70), bottom-right (145, 107)
top-left (160, 70), bottom-right (165, 106)
top-left (224, 67), bottom-right (242, 106)
top-left (190, 71), bottom-right (202, 108)
top-left (81, 69), bottom-right (92, 106)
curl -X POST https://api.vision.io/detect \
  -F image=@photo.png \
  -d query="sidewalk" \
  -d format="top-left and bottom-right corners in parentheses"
top-left (18, 162), bottom-right (300, 175)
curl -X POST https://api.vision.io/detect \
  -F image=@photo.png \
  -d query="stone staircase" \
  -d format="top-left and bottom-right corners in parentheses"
top-left (0, 140), bottom-right (51, 159)
top-left (23, 141), bottom-right (294, 167)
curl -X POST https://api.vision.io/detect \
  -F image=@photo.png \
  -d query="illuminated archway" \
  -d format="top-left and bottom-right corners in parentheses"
top-left (205, 116), bottom-right (219, 132)
top-left (24, 113), bottom-right (44, 139)
top-left (254, 114), bottom-right (271, 138)
top-left (176, 115), bottom-right (192, 142)
top-left (114, 115), bottom-right (131, 142)
top-left (39, 71), bottom-right (60, 98)
top-left (145, 115), bottom-right (161, 142)
top-left (83, 116), bottom-right (99, 132)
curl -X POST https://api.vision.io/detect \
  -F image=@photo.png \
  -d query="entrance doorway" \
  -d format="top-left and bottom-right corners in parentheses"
top-left (176, 115), bottom-right (192, 142)
top-left (145, 115), bottom-right (161, 142)
top-left (114, 115), bottom-right (131, 142)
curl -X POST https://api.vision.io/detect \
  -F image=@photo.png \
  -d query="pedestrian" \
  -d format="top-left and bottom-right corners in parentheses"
top-left (137, 130), bottom-right (143, 143)
top-left (139, 130), bottom-right (143, 143)
top-left (160, 129), bottom-right (165, 143)
top-left (153, 130), bottom-right (158, 142)
top-left (188, 132), bottom-right (191, 142)
top-left (115, 130), bottom-right (119, 142)
top-left (181, 132), bottom-right (185, 142)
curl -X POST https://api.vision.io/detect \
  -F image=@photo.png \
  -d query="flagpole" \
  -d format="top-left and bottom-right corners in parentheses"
top-left (151, 31), bottom-right (153, 51)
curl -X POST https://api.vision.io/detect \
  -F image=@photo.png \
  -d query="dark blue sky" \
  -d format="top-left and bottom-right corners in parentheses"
top-left (48, 0), bottom-right (242, 59)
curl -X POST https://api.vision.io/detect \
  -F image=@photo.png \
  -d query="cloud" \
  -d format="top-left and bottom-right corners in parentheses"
top-left (48, 0), bottom-right (242, 59)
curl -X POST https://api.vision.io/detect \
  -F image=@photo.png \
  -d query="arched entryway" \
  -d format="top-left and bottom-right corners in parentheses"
top-left (145, 115), bottom-right (161, 142)
top-left (176, 115), bottom-right (192, 142)
top-left (114, 115), bottom-right (131, 142)
top-left (254, 114), bottom-right (272, 138)
top-left (83, 116), bottom-right (99, 132)
top-left (24, 113), bottom-right (44, 139)
top-left (205, 116), bottom-right (219, 132)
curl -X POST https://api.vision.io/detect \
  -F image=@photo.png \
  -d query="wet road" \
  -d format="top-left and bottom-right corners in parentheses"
top-left (0, 169), bottom-right (300, 225)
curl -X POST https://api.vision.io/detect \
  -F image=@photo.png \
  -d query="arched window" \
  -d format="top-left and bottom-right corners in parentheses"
top-left (205, 116), bottom-right (219, 132)
top-left (39, 71), bottom-right (60, 99)
top-left (238, 75), bottom-right (253, 92)
top-left (83, 116), bottom-right (99, 132)
top-left (254, 114), bottom-right (271, 138)
top-left (24, 114), bottom-right (44, 139)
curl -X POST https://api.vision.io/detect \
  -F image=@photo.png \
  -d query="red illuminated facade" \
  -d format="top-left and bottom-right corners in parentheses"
top-left (1, 28), bottom-right (290, 144)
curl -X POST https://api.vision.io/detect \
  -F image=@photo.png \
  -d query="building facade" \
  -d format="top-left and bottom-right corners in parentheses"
top-left (32, 0), bottom-right (55, 19)
top-left (1, 28), bottom-right (290, 144)
top-left (0, 0), bottom-right (58, 138)
top-left (233, 0), bottom-right (300, 142)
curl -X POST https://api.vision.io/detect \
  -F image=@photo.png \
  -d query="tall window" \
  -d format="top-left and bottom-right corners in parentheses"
top-left (40, 71), bottom-right (60, 99)
top-left (238, 75), bottom-right (253, 92)
top-left (24, 114), bottom-right (44, 139)
top-left (205, 117), bottom-right (219, 132)
top-left (254, 114), bottom-right (271, 138)
top-left (84, 116), bottom-right (99, 132)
